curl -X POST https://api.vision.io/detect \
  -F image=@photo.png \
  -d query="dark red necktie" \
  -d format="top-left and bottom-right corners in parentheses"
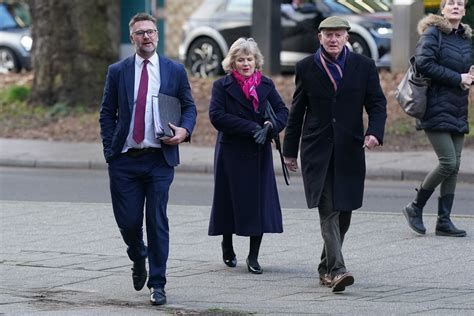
top-left (133, 59), bottom-right (149, 144)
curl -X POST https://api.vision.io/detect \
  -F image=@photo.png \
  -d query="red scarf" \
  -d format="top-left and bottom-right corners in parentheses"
top-left (231, 70), bottom-right (262, 112)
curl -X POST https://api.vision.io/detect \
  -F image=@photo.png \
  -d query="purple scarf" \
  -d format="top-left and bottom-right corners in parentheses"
top-left (314, 46), bottom-right (348, 91)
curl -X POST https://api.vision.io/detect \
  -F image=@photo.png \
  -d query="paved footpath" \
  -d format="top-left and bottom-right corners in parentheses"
top-left (1, 201), bottom-right (473, 315)
top-left (0, 138), bottom-right (474, 183)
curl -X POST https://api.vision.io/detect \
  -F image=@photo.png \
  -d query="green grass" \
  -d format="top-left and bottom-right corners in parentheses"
top-left (0, 85), bottom-right (91, 122)
top-left (0, 84), bottom-right (97, 133)
top-left (0, 85), bottom-right (46, 124)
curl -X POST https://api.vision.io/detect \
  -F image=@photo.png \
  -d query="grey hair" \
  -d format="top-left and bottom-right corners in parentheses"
top-left (129, 12), bottom-right (157, 35)
top-left (221, 38), bottom-right (264, 72)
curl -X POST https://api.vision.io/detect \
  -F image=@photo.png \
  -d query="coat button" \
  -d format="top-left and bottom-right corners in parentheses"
top-left (332, 118), bottom-right (336, 123)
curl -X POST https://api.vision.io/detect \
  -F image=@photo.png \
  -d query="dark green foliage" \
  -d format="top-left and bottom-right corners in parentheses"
top-left (2, 85), bottom-right (30, 103)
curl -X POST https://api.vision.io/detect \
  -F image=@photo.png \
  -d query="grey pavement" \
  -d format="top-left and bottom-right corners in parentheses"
top-left (1, 138), bottom-right (474, 314)
top-left (0, 138), bottom-right (474, 183)
top-left (1, 201), bottom-right (473, 315)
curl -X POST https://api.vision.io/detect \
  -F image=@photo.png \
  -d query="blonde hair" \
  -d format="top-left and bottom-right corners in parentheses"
top-left (221, 38), bottom-right (264, 72)
top-left (440, 0), bottom-right (468, 10)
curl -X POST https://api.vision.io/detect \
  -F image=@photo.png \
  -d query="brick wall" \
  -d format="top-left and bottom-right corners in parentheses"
top-left (164, 0), bottom-right (204, 59)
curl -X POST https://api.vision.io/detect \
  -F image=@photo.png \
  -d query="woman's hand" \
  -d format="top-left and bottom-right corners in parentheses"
top-left (460, 73), bottom-right (473, 86)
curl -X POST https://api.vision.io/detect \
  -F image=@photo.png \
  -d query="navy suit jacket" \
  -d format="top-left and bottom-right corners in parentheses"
top-left (99, 55), bottom-right (197, 166)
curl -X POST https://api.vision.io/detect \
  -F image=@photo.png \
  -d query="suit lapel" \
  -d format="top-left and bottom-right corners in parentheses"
top-left (158, 55), bottom-right (171, 94)
top-left (124, 56), bottom-right (135, 113)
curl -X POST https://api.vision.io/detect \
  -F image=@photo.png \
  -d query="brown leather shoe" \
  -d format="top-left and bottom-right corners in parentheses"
top-left (319, 273), bottom-right (332, 287)
top-left (331, 272), bottom-right (354, 292)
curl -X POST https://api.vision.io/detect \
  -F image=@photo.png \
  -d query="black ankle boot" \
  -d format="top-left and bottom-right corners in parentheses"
top-left (435, 194), bottom-right (466, 237)
top-left (402, 187), bottom-right (434, 235)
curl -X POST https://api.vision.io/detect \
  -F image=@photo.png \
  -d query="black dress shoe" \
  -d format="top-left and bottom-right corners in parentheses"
top-left (221, 241), bottom-right (237, 267)
top-left (150, 287), bottom-right (166, 305)
top-left (246, 258), bottom-right (262, 274)
top-left (131, 259), bottom-right (147, 291)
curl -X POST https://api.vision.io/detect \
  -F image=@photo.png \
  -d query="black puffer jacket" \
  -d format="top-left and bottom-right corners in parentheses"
top-left (415, 14), bottom-right (472, 133)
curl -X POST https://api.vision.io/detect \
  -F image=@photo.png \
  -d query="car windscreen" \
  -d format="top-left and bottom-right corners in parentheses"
top-left (320, 0), bottom-right (353, 14)
top-left (330, 0), bottom-right (390, 13)
top-left (0, 4), bottom-right (18, 29)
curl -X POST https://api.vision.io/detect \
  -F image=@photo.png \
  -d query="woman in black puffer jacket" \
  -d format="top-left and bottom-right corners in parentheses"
top-left (402, 0), bottom-right (473, 238)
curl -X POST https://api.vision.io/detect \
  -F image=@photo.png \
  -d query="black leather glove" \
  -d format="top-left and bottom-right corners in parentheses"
top-left (253, 122), bottom-right (272, 145)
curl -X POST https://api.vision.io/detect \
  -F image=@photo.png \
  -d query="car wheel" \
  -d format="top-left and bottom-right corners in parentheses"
top-left (0, 47), bottom-right (21, 74)
top-left (348, 34), bottom-right (371, 58)
top-left (186, 37), bottom-right (223, 78)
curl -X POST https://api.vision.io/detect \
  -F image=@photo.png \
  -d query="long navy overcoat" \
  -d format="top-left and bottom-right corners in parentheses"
top-left (208, 74), bottom-right (289, 236)
top-left (283, 52), bottom-right (387, 211)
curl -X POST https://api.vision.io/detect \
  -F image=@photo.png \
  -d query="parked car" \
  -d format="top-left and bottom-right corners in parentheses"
top-left (179, 0), bottom-right (392, 77)
top-left (0, 1), bottom-right (32, 73)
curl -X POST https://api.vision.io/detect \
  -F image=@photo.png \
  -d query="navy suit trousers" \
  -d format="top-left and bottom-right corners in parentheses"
top-left (108, 150), bottom-right (174, 289)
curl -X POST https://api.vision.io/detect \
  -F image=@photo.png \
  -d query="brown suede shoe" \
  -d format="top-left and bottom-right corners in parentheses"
top-left (319, 273), bottom-right (332, 287)
top-left (331, 272), bottom-right (354, 292)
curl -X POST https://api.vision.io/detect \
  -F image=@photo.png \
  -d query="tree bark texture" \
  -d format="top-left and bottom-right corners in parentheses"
top-left (28, 0), bottom-right (120, 108)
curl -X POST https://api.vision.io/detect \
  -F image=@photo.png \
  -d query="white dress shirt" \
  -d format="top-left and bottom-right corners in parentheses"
top-left (122, 53), bottom-right (161, 152)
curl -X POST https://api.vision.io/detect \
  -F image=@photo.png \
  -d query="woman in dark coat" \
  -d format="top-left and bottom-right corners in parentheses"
top-left (402, 0), bottom-right (472, 237)
top-left (208, 38), bottom-right (289, 274)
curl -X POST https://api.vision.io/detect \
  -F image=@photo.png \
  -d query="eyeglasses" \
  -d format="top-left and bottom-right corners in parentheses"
top-left (133, 29), bottom-right (157, 37)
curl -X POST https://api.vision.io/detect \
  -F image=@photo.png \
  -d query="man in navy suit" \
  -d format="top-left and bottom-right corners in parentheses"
top-left (99, 12), bottom-right (196, 306)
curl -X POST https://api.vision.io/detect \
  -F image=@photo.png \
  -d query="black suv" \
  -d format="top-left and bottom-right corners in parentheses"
top-left (179, 0), bottom-right (392, 77)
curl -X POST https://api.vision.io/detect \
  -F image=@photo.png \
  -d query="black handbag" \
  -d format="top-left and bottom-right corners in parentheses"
top-left (264, 101), bottom-right (290, 185)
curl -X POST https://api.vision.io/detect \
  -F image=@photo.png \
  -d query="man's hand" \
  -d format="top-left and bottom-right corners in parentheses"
top-left (161, 123), bottom-right (188, 146)
top-left (284, 157), bottom-right (298, 172)
top-left (363, 135), bottom-right (379, 150)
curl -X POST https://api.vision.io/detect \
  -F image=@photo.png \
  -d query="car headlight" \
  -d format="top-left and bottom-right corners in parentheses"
top-left (20, 35), bottom-right (32, 52)
top-left (374, 27), bottom-right (392, 37)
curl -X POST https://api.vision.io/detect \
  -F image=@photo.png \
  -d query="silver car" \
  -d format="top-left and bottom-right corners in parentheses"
top-left (0, 2), bottom-right (32, 73)
top-left (179, 0), bottom-right (392, 77)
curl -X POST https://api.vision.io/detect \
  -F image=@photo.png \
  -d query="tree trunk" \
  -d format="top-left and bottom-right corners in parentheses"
top-left (28, 0), bottom-right (120, 108)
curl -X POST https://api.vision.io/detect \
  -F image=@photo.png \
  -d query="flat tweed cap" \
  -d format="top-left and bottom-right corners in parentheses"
top-left (318, 16), bottom-right (351, 31)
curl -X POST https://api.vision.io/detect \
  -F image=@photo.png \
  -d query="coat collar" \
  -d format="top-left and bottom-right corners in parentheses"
top-left (222, 73), bottom-right (273, 113)
top-left (335, 52), bottom-right (356, 94)
top-left (417, 14), bottom-right (472, 38)
top-left (311, 51), bottom-right (357, 95)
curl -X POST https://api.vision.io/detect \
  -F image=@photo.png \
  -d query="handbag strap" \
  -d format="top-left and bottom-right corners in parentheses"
top-left (264, 100), bottom-right (290, 185)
